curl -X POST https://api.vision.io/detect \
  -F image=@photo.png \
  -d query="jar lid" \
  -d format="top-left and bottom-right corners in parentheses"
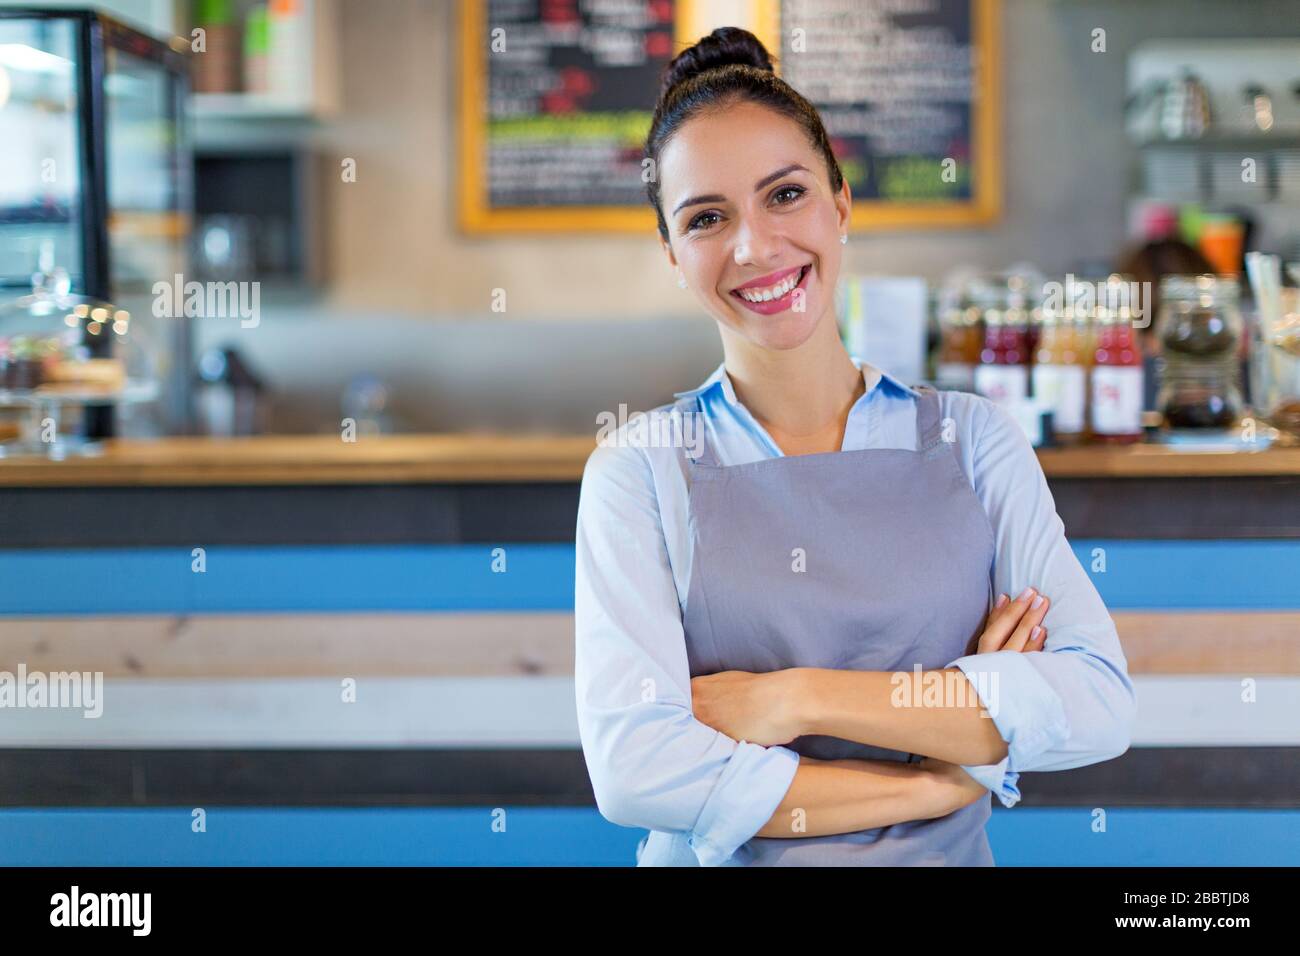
top-left (1160, 273), bottom-right (1240, 301)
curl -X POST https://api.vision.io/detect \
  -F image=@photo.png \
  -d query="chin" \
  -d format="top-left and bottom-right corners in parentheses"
top-left (737, 310), bottom-right (823, 351)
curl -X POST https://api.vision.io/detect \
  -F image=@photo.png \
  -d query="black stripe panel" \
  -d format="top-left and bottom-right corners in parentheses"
top-left (2, 476), bottom-right (1300, 547)
top-left (0, 747), bottom-right (1295, 807)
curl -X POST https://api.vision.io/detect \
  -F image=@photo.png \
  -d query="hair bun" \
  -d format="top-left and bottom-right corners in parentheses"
top-left (659, 27), bottom-right (774, 98)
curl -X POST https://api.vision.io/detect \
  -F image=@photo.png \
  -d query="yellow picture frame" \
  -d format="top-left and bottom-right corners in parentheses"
top-left (458, 0), bottom-right (1000, 234)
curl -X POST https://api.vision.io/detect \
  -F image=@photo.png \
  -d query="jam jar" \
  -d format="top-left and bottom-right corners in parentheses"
top-left (1154, 275), bottom-right (1244, 429)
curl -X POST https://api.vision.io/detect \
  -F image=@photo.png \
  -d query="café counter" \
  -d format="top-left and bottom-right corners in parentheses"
top-left (1, 433), bottom-right (1297, 814)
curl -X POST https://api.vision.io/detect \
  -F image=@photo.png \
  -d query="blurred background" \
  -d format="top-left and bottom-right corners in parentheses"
top-left (0, 0), bottom-right (1297, 866)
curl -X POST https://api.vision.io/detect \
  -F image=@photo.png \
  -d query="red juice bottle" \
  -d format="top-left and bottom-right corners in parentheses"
top-left (974, 307), bottom-right (1030, 404)
top-left (1090, 308), bottom-right (1144, 443)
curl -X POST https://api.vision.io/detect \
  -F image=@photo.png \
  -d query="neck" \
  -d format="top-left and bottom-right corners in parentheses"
top-left (720, 316), bottom-right (865, 440)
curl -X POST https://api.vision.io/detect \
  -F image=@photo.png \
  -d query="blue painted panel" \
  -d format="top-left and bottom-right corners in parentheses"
top-left (0, 545), bottom-right (575, 615)
top-left (0, 807), bottom-right (1296, 866)
top-left (1, 540), bottom-right (1297, 615)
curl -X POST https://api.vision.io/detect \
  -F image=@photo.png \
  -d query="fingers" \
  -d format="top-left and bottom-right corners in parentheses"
top-left (978, 587), bottom-right (1050, 654)
top-left (1002, 590), bottom-right (1051, 652)
top-left (977, 587), bottom-right (1035, 653)
top-left (989, 592), bottom-right (1010, 622)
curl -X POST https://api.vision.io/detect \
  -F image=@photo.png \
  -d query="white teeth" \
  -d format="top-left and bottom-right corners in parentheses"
top-left (738, 268), bottom-right (803, 302)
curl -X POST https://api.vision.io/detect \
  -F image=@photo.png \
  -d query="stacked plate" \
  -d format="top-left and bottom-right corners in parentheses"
top-left (1275, 150), bottom-right (1300, 203)
top-left (1209, 152), bottom-right (1269, 202)
top-left (1143, 149), bottom-right (1203, 201)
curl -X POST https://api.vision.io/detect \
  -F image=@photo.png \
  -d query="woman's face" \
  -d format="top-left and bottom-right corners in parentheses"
top-left (659, 99), bottom-right (851, 352)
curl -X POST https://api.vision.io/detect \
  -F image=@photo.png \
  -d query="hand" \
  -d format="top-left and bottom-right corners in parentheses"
top-left (690, 669), bottom-right (803, 747)
top-left (917, 756), bottom-right (989, 815)
top-left (977, 587), bottom-right (1050, 654)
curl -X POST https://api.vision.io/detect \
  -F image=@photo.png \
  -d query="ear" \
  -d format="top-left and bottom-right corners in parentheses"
top-left (834, 178), bottom-right (853, 236)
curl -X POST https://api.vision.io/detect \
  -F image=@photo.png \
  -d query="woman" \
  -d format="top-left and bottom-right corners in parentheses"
top-left (574, 27), bottom-right (1135, 866)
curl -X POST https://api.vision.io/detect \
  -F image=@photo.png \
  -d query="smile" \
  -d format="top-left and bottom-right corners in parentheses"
top-left (730, 263), bottom-right (811, 313)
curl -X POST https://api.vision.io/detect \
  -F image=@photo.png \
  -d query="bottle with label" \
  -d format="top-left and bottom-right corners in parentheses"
top-left (244, 5), bottom-right (271, 95)
top-left (1091, 305), bottom-right (1145, 443)
top-left (268, 0), bottom-right (311, 106)
top-left (1032, 300), bottom-right (1088, 443)
top-left (974, 306), bottom-right (1030, 405)
top-left (935, 303), bottom-right (983, 393)
top-left (192, 0), bottom-right (240, 94)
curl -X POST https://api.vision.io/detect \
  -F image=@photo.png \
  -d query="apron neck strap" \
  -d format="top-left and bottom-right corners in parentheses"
top-left (675, 395), bottom-right (717, 469)
top-left (913, 385), bottom-right (945, 450)
top-left (679, 383), bottom-right (945, 467)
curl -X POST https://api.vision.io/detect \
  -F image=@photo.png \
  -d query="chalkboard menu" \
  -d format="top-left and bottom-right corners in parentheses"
top-left (458, 0), bottom-right (999, 233)
top-left (459, 0), bottom-right (682, 232)
top-left (774, 0), bottom-right (999, 226)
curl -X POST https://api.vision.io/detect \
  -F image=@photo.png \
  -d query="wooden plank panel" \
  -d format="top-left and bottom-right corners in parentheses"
top-left (1115, 611), bottom-right (1300, 674)
top-left (0, 610), bottom-right (1296, 677)
top-left (0, 613), bottom-right (574, 677)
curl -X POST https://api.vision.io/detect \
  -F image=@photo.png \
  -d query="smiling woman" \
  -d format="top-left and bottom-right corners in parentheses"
top-left (644, 30), bottom-right (849, 359)
top-left (573, 26), bottom-right (1135, 868)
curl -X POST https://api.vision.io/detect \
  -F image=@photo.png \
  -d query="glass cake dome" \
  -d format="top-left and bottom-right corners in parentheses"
top-left (0, 245), bottom-right (159, 456)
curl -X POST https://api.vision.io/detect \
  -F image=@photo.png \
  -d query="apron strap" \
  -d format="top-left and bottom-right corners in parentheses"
top-left (914, 385), bottom-right (945, 450)
top-left (675, 395), bottom-right (717, 471)
top-left (681, 382), bottom-right (945, 469)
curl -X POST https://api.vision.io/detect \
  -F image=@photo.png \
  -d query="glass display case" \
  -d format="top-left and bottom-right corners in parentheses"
top-left (0, 7), bottom-right (192, 442)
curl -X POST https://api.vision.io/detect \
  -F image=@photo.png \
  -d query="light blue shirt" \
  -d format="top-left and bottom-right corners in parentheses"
top-left (574, 356), bottom-right (1136, 866)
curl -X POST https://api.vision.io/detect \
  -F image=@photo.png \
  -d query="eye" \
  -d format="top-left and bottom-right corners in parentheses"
top-left (772, 184), bottom-right (805, 205)
top-left (686, 210), bottom-right (721, 233)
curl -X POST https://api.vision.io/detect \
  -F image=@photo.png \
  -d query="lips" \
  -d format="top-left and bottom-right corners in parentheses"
top-left (731, 264), bottom-right (806, 293)
top-left (729, 263), bottom-right (812, 315)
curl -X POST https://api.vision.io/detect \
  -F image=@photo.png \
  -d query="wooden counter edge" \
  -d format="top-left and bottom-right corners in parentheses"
top-left (1, 434), bottom-right (1299, 485)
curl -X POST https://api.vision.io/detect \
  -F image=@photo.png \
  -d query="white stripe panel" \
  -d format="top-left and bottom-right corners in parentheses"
top-left (0, 675), bottom-right (1296, 748)
top-left (1128, 676), bottom-right (1299, 746)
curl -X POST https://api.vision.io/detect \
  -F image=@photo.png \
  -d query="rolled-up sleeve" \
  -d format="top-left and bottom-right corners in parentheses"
top-left (574, 442), bottom-right (800, 865)
top-left (946, 397), bottom-right (1137, 808)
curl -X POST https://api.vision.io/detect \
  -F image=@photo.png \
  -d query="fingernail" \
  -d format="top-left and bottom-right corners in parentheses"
top-left (995, 593), bottom-right (1008, 607)
top-left (1031, 626), bottom-right (1042, 641)
top-left (1031, 594), bottom-right (1044, 610)
top-left (1017, 587), bottom-right (1035, 602)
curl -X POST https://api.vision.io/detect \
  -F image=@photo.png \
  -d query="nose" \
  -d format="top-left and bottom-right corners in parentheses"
top-left (732, 215), bottom-right (785, 269)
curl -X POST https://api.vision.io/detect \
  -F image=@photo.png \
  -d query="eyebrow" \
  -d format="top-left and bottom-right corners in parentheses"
top-left (670, 163), bottom-right (810, 217)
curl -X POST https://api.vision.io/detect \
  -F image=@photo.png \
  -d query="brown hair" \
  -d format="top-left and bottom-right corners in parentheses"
top-left (644, 27), bottom-right (845, 245)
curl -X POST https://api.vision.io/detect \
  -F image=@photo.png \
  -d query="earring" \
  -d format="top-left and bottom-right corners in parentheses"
top-left (840, 234), bottom-right (848, 245)
top-left (676, 269), bottom-right (687, 289)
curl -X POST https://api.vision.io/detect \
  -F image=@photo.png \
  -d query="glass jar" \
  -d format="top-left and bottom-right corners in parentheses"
top-left (1155, 275), bottom-right (1244, 430)
top-left (1249, 287), bottom-right (1300, 437)
top-left (1156, 360), bottom-right (1243, 428)
top-left (1158, 274), bottom-right (1242, 357)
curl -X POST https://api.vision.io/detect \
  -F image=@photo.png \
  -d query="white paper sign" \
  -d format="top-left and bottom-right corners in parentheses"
top-left (844, 277), bottom-right (928, 386)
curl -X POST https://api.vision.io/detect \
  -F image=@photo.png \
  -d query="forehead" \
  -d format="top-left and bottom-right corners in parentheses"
top-left (658, 100), bottom-right (817, 207)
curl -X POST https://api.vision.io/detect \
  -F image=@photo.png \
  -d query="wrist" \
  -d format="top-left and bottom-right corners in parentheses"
top-left (781, 667), bottom-right (821, 737)
top-left (915, 762), bottom-right (963, 819)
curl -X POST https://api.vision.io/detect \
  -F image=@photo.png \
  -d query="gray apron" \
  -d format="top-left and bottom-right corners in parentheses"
top-left (673, 383), bottom-right (997, 865)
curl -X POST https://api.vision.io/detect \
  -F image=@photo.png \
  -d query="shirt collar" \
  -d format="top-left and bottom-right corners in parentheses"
top-left (672, 356), bottom-right (921, 405)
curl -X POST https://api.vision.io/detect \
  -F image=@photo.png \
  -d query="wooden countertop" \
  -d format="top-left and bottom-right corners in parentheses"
top-left (0, 433), bottom-right (1299, 486)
